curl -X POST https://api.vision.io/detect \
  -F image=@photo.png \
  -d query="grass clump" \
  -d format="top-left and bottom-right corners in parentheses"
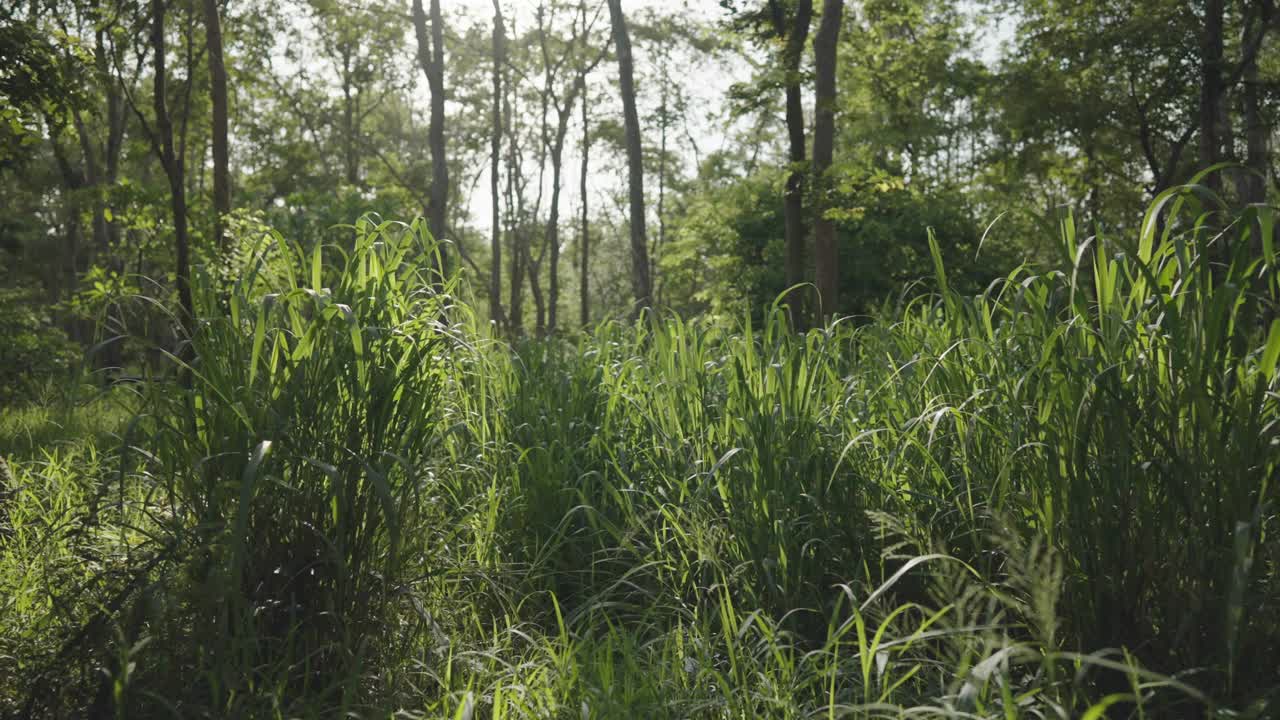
top-left (2, 191), bottom-right (1279, 718)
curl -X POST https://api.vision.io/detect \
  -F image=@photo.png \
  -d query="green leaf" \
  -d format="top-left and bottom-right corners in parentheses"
top-left (1081, 693), bottom-right (1136, 720)
top-left (249, 303), bottom-right (266, 386)
top-left (1261, 319), bottom-right (1280, 379)
top-left (311, 241), bottom-right (322, 291)
top-left (1257, 206), bottom-right (1275, 267)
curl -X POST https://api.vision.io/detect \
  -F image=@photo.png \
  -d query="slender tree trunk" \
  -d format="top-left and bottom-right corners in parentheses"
top-left (579, 77), bottom-right (591, 328)
top-left (549, 3), bottom-right (607, 331)
top-left (341, 59), bottom-right (359, 185)
top-left (1242, 9), bottom-right (1269, 205)
top-left (490, 0), bottom-right (506, 328)
top-left (47, 116), bottom-right (91, 344)
top-left (204, 0), bottom-right (231, 252)
top-left (429, 0), bottom-right (448, 262)
top-left (151, 0), bottom-right (195, 349)
top-left (509, 222), bottom-right (525, 334)
top-left (606, 0), bottom-right (651, 313)
top-left (548, 128), bottom-right (566, 333)
top-left (812, 0), bottom-right (842, 323)
top-left (528, 240), bottom-right (545, 335)
top-left (774, 0), bottom-right (812, 327)
top-left (65, 212), bottom-right (84, 342)
top-left (506, 76), bottom-right (525, 335)
top-left (655, 69), bottom-right (666, 306)
top-left (527, 5), bottom-right (551, 337)
top-left (413, 0), bottom-right (449, 271)
top-left (80, 22), bottom-right (114, 265)
top-left (546, 76), bottom-right (591, 334)
top-left (191, 133), bottom-right (206, 200)
top-left (72, 109), bottom-right (108, 260)
top-left (1199, 0), bottom-right (1224, 191)
top-left (95, 24), bottom-right (127, 368)
top-left (102, 34), bottom-right (126, 257)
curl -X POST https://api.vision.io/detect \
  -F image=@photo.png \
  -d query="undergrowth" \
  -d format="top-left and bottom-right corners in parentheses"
top-left (2, 187), bottom-right (1279, 718)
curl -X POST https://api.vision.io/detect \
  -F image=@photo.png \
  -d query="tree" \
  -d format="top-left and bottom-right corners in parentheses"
top-left (766, 0), bottom-right (813, 324)
top-left (607, 0), bottom-right (652, 312)
top-left (1200, 0), bottom-right (1226, 191)
top-left (301, 0), bottom-right (407, 190)
top-left (1241, 0), bottom-right (1271, 204)
top-left (635, 10), bottom-right (697, 307)
top-left (538, 1), bottom-right (609, 334)
top-left (490, 0), bottom-right (506, 327)
top-left (412, 0), bottom-right (449, 264)
top-left (205, 0), bottom-right (231, 251)
top-left (812, 0), bottom-right (842, 322)
top-left (143, 0), bottom-right (195, 338)
top-left (580, 75), bottom-right (592, 327)
top-left (504, 24), bottom-right (527, 335)
top-left (999, 0), bottom-right (1274, 211)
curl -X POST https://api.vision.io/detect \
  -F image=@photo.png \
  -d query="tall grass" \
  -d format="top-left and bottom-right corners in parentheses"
top-left (1, 189), bottom-right (1277, 718)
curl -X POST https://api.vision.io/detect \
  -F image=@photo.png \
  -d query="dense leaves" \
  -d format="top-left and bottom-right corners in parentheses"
top-left (0, 279), bottom-right (80, 403)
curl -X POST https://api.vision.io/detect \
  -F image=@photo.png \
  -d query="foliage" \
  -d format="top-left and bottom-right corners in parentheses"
top-left (0, 14), bottom-right (89, 169)
top-left (0, 278), bottom-right (80, 404)
top-left (2, 193), bottom-right (1279, 716)
top-left (662, 167), bottom-right (1017, 321)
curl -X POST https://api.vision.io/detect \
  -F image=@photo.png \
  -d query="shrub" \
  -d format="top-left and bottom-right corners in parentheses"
top-left (0, 279), bottom-right (80, 404)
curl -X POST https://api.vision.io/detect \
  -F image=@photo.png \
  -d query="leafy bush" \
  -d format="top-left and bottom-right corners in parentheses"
top-left (0, 279), bottom-right (80, 404)
top-left (662, 170), bottom-right (1019, 323)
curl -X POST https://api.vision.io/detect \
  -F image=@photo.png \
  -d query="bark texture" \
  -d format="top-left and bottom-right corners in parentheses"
top-left (607, 0), bottom-right (652, 312)
top-left (812, 0), bottom-right (843, 322)
top-left (490, 0), bottom-right (506, 327)
top-left (204, 0), bottom-right (231, 251)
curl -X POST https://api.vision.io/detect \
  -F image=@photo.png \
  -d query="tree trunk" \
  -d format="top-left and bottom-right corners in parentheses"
top-left (548, 129), bottom-right (566, 334)
top-left (606, 0), bottom-right (651, 313)
top-left (1242, 7), bottom-right (1269, 205)
top-left (151, 0), bottom-right (195, 351)
top-left (429, 0), bottom-right (448, 266)
top-left (509, 223), bottom-right (525, 334)
top-left (526, 5), bottom-right (552, 337)
top-left (773, 0), bottom-right (812, 327)
top-left (72, 108), bottom-right (108, 260)
top-left (336, 36), bottom-right (362, 188)
top-left (1199, 0), bottom-right (1224, 191)
top-left (506, 75), bottom-right (525, 335)
top-left (341, 59), bottom-right (359, 185)
top-left (580, 80), bottom-right (591, 328)
top-left (812, 0), bottom-right (842, 323)
top-left (490, 0), bottom-right (506, 328)
top-left (204, 0), bottom-right (231, 252)
top-left (100, 27), bottom-right (126, 259)
top-left (94, 24), bottom-right (128, 368)
top-left (413, 0), bottom-right (449, 276)
top-left (528, 240), bottom-right (546, 335)
top-left (546, 74), bottom-right (591, 334)
top-left (47, 117), bottom-right (88, 342)
top-left (655, 67), bottom-right (666, 306)
top-left (65, 213), bottom-right (85, 343)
